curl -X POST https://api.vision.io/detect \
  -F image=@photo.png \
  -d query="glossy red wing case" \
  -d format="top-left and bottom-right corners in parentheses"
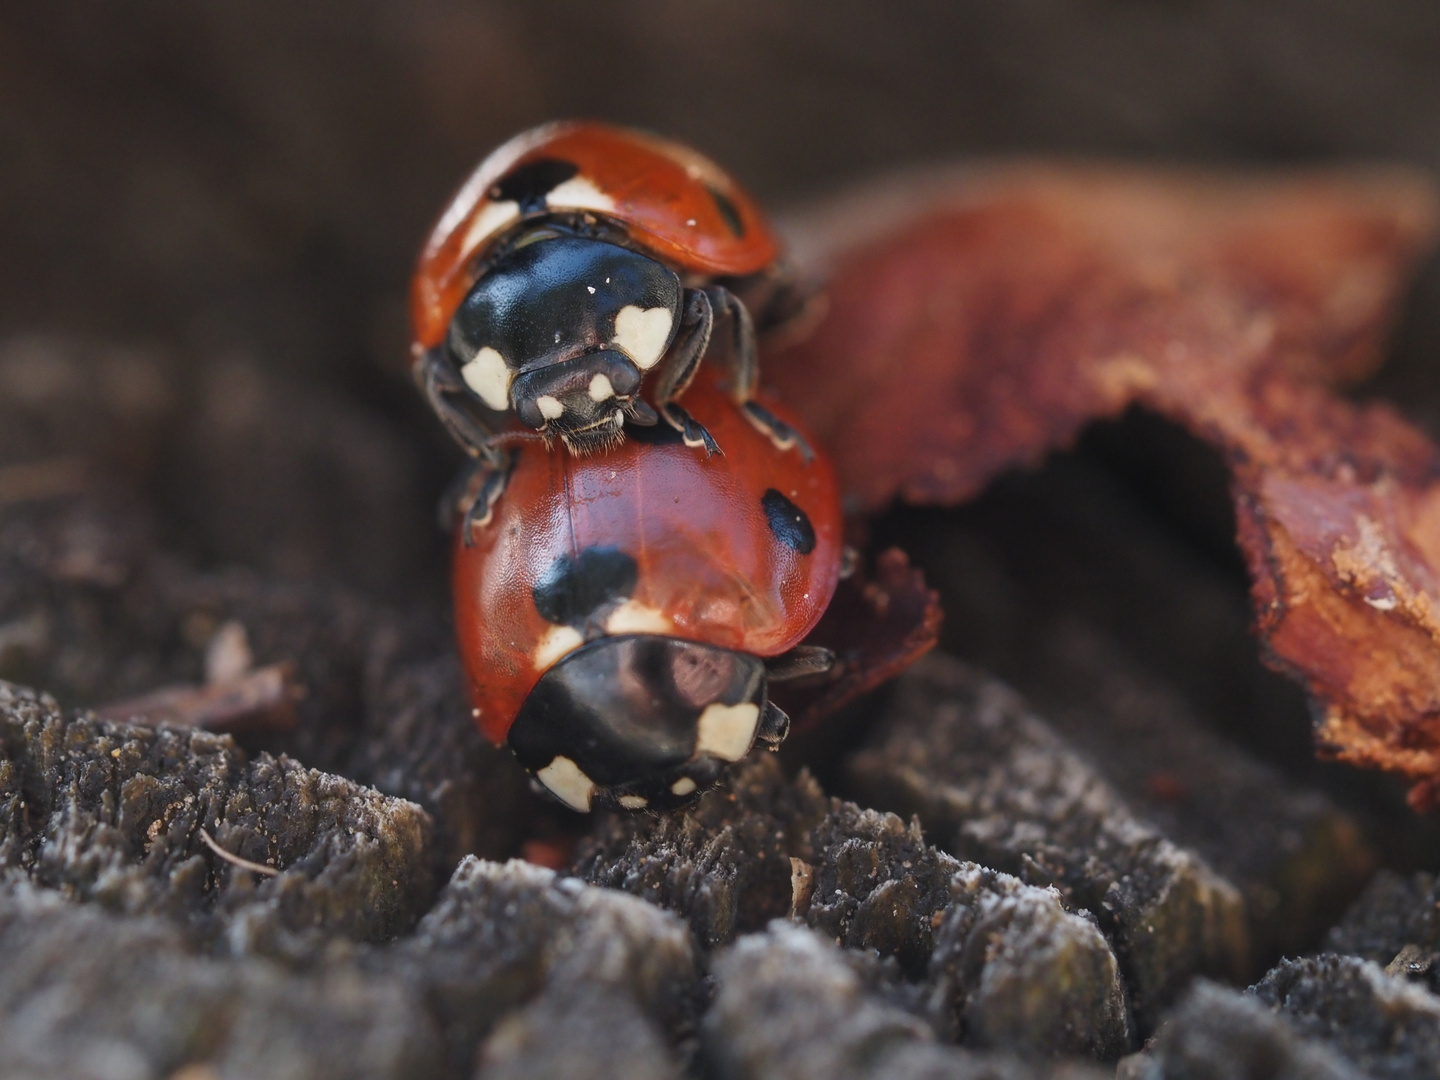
top-left (453, 366), bottom-right (842, 744)
top-left (412, 122), bottom-right (781, 351)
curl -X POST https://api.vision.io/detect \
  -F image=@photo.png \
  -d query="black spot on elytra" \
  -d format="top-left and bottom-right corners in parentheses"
top-left (708, 186), bottom-right (745, 238)
top-left (762, 489), bottom-right (814, 554)
top-left (492, 159), bottom-right (580, 214)
top-left (533, 546), bottom-right (638, 627)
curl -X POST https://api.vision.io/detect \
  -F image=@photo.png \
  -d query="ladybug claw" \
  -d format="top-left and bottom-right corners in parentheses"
top-left (661, 403), bottom-right (723, 456)
top-left (444, 455), bottom-right (514, 546)
top-left (755, 700), bottom-right (791, 750)
top-left (742, 401), bottom-right (814, 462)
top-left (765, 645), bottom-right (837, 682)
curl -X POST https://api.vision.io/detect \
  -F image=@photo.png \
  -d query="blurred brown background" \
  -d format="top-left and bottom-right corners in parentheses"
top-left (2, 0), bottom-right (1439, 600)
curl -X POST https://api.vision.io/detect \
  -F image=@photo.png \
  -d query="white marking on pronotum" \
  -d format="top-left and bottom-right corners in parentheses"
top-left (461, 200), bottom-right (521, 256)
top-left (588, 373), bottom-right (616, 402)
top-left (533, 624), bottom-right (583, 670)
top-left (461, 347), bottom-right (513, 411)
top-left (604, 599), bottom-right (672, 635)
top-left (536, 756), bottom-right (595, 812)
top-left (670, 776), bottom-right (698, 797)
top-left (536, 395), bottom-right (564, 420)
top-left (612, 305), bottom-right (674, 370)
top-left (586, 285), bottom-right (596, 295)
top-left (618, 794), bottom-right (648, 810)
top-left (545, 175), bottom-right (616, 214)
top-left (695, 702), bottom-right (761, 762)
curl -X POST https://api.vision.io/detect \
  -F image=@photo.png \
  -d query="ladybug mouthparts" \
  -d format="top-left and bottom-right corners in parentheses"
top-left (511, 350), bottom-right (651, 453)
top-left (505, 634), bottom-right (791, 812)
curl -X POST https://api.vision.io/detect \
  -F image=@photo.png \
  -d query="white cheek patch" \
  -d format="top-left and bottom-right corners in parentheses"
top-left (617, 794), bottom-right (648, 810)
top-left (461, 200), bottom-right (521, 256)
top-left (604, 599), bottom-right (673, 636)
top-left (588, 373), bottom-right (615, 402)
top-left (533, 624), bottom-right (583, 670)
top-left (545, 175), bottom-right (616, 214)
top-left (536, 756), bottom-right (595, 812)
top-left (612, 305), bottom-right (674, 370)
top-left (460, 347), bottom-right (513, 411)
top-left (536, 395), bottom-right (565, 420)
top-left (695, 702), bottom-right (760, 762)
top-left (670, 776), bottom-right (698, 797)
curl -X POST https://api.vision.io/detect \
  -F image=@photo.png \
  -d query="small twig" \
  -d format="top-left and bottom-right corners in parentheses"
top-left (198, 827), bottom-right (279, 877)
top-left (95, 662), bottom-right (304, 735)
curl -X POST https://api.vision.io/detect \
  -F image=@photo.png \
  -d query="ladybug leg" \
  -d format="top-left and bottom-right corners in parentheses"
top-left (706, 286), bottom-right (815, 463)
top-left (755, 700), bottom-right (791, 751)
top-left (653, 289), bottom-right (713, 403)
top-left (739, 400), bottom-right (815, 463)
top-left (747, 263), bottom-right (828, 343)
top-left (660, 402), bottom-right (722, 455)
top-left (440, 452), bottom-right (517, 546)
top-left (765, 645), bottom-right (837, 682)
top-left (705, 284), bottom-right (759, 401)
top-left (414, 345), bottom-right (511, 471)
top-left (653, 289), bottom-right (722, 455)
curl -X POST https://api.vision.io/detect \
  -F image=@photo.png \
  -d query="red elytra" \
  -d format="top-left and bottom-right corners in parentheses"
top-left (452, 364), bottom-right (842, 746)
top-left (411, 121), bottom-right (781, 352)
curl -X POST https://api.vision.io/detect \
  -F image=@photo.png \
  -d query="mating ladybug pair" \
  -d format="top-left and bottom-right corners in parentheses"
top-left (411, 122), bottom-right (843, 812)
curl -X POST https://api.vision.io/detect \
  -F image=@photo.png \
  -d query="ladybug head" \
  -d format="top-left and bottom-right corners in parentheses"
top-left (506, 635), bottom-right (791, 812)
top-left (511, 349), bottom-right (644, 454)
top-left (448, 232), bottom-right (683, 454)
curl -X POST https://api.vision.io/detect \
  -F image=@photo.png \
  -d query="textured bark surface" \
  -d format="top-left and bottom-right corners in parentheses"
top-left (575, 753), bottom-right (1131, 1058)
top-left (848, 656), bottom-right (1250, 1030)
top-left (1325, 870), bottom-right (1440, 993)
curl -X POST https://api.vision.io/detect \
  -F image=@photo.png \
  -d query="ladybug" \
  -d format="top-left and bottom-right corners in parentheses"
top-left (411, 121), bottom-right (813, 530)
top-left (449, 362), bottom-right (843, 811)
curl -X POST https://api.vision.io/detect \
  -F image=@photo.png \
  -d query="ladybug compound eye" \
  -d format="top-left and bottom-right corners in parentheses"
top-left (506, 635), bottom-right (790, 812)
top-left (512, 351), bottom-right (644, 453)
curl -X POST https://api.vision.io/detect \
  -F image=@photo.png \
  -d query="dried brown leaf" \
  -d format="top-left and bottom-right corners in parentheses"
top-left (773, 548), bottom-right (942, 734)
top-left (768, 162), bottom-right (1440, 806)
